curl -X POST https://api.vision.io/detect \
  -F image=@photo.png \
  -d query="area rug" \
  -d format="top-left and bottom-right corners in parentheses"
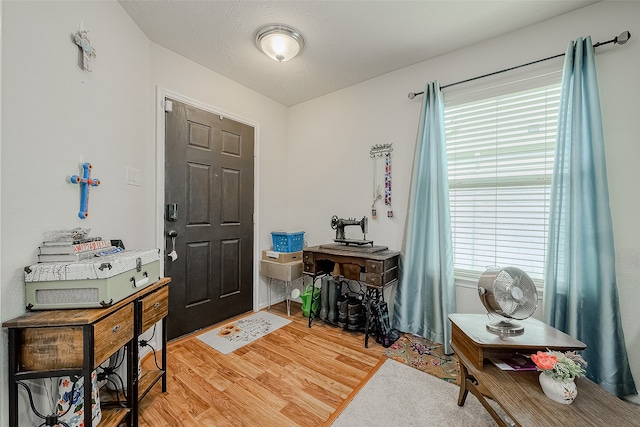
top-left (330, 358), bottom-right (499, 426)
top-left (196, 311), bottom-right (290, 355)
top-left (384, 333), bottom-right (460, 384)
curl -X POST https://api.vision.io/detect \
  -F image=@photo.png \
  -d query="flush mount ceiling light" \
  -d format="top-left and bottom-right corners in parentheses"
top-left (255, 24), bottom-right (305, 62)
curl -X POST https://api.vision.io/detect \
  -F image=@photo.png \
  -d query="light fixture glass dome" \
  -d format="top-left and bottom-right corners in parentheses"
top-left (255, 24), bottom-right (305, 62)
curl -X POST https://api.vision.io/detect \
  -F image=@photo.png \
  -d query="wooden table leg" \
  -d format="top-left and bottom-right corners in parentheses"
top-left (452, 339), bottom-right (512, 427)
top-left (458, 360), bottom-right (470, 406)
top-left (458, 358), bottom-right (512, 427)
top-left (465, 378), bottom-right (511, 427)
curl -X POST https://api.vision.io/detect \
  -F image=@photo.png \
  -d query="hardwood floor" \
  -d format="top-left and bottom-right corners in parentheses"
top-left (138, 301), bottom-right (386, 426)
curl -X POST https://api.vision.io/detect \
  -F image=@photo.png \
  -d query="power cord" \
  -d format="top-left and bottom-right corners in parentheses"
top-left (139, 324), bottom-right (162, 371)
top-left (96, 348), bottom-right (128, 405)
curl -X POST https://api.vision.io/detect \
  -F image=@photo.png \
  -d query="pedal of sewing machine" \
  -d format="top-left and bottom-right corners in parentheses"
top-left (333, 238), bottom-right (374, 246)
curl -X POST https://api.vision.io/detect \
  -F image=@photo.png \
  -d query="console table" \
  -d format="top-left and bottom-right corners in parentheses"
top-left (449, 313), bottom-right (640, 426)
top-left (3, 277), bottom-right (170, 427)
top-left (303, 244), bottom-right (399, 346)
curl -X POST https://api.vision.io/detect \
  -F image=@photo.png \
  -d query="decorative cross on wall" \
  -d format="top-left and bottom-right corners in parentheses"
top-left (74, 30), bottom-right (96, 71)
top-left (70, 162), bottom-right (101, 219)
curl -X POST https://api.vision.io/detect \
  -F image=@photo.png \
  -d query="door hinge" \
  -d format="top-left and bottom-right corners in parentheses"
top-left (164, 99), bottom-right (173, 113)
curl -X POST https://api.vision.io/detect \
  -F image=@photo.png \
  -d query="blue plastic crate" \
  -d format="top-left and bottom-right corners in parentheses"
top-left (271, 231), bottom-right (304, 253)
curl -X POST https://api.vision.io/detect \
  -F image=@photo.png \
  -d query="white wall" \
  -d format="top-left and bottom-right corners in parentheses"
top-left (288, 1), bottom-right (640, 403)
top-left (0, 0), bottom-right (3, 420)
top-left (1, 1), bottom-right (152, 425)
top-left (0, 2), bottom-right (290, 424)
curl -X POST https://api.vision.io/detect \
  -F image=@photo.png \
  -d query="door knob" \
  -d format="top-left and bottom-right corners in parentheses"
top-left (167, 230), bottom-right (178, 261)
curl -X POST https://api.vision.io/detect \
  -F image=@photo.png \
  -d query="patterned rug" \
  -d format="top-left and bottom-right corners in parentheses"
top-left (384, 333), bottom-right (460, 385)
top-left (196, 311), bottom-right (290, 355)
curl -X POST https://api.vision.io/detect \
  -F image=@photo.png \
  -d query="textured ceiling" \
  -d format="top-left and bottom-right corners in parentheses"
top-left (119, 0), bottom-right (598, 106)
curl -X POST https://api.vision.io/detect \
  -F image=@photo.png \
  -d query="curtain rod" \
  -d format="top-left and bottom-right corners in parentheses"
top-left (408, 31), bottom-right (631, 99)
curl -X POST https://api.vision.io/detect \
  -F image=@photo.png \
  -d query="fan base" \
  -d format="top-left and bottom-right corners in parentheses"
top-left (486, 320), bottom-right (524, 336)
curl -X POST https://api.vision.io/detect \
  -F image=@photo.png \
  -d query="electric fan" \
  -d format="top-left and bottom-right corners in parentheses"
top-left (477, 267), bottom-right (538, 335)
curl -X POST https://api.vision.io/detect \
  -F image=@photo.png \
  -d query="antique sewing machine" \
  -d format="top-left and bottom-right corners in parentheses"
top-left (330, 215), bottom-right (373, 246)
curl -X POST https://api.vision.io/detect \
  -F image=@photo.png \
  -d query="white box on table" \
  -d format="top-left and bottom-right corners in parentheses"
top-left (24, 249), bottom-right (161, 310)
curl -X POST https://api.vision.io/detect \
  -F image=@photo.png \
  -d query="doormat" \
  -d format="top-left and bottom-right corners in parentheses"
top-left (384, 333), bottom-right (460, 385)
top-left (196, 311), bottom-right (290, 355)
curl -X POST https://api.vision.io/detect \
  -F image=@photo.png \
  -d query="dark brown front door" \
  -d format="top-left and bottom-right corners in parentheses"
top-left (164, 98), bottom-right (254, 340)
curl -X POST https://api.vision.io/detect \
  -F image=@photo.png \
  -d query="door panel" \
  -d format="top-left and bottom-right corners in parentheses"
top-left (185, 241), bottom-right (211, 306)
top-left (187, 162), bottom-right (211, 224)
top-left (165, 98), bottom-right (254, 340)
top-left (221, 168), bottom-right (240, 223)
top-left (221, 239), bottom-right (241, 297)
top-left (222, 131), bottom-right (241, 156)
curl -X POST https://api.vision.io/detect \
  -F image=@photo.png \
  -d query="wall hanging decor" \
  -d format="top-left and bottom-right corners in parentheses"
top-left (371, 156), bottom-right (382, 219)
top-left (369, 144), bottom-right (393, 219)
top-left (385, 151), bottom-right (393, 217)
top-left (74, 28), bottom-right (96, 71)
top-left (70, 162), bottom-right (101, 219)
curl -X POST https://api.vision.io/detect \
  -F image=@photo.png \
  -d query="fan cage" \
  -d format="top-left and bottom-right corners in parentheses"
top-left (478, 267), bottom-right (538, 335)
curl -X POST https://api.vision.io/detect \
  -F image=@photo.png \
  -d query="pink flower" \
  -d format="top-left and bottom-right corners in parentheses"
top-left (531, 351), bottom-right (558, 370)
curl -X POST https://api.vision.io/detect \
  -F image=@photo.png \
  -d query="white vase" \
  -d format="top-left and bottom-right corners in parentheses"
top-left (539, 372), bottom-right (577, 404)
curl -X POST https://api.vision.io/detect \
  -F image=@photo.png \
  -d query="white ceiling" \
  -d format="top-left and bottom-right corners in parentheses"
top-left (119, 0), bottom-right (599, 106)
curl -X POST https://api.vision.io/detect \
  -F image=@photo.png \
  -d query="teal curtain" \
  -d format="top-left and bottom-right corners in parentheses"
top-left (544, 36), bottom-right (637, 397)
top-left (393, 81), bottom-right (456, 354)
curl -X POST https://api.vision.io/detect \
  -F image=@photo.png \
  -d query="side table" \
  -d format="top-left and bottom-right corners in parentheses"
top-left (448, 314), bottom-right (640, 426)
top-left (3, 278), bottom-right (170, 427)
top-left (259, 259), bottom-right (303, 316)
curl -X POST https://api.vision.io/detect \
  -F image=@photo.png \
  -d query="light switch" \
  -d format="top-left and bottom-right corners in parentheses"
top-left (126, 167), bottom-right (141, 186)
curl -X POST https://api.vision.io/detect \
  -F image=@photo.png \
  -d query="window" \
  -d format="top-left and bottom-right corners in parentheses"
top-left (444, 76), bottom-right (561, 287)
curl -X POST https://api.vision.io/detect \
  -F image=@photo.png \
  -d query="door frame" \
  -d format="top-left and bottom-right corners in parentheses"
top-left (154, 87), bottom-right (261, 327)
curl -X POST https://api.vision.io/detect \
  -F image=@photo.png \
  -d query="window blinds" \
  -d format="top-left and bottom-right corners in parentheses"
top-left (444, 76), bottom-right (561, 286)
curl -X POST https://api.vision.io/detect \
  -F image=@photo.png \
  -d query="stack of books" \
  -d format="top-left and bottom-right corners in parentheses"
top-left (38, 237), bottom-right (123, 263)
top-left (489, 356), bottom-right (537, 371)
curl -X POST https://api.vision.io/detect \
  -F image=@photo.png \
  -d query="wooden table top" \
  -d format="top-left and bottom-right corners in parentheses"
top-left (3, 277), bottom-right (171, 328)
top-left (449, 313), bottom-right (585, 351)
top-left (477, 360), bottom-right (640, 426)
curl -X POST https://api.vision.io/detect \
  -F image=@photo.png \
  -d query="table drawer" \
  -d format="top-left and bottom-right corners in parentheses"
top-left (19, 304), bottom-right (134, 370)
top-left (140, 286), bottom-right (169, 333)
top-left (303, 252), bottom-right (314, 264)
top-left (366, 260), bottom-right (384, 274)
top-left (365, 268), bottom-right (399, 288)
top-left (94, 304), bottom-right (134, 366)
top-left (303, 263), bottom-right (316, 274)
top-left (366, 257), bottom-right (398, 273)
top-left (20, 326), bottom-right (85, 371)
